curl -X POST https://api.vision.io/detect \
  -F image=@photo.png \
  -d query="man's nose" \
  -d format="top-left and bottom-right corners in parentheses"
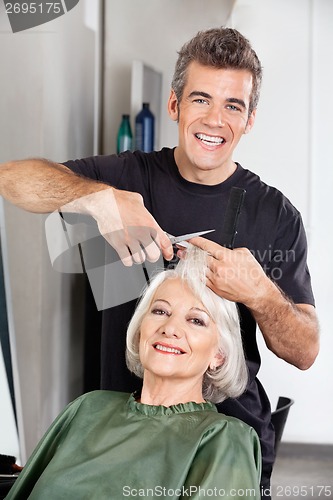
top-left (203, 105), bottom-right (225, 128)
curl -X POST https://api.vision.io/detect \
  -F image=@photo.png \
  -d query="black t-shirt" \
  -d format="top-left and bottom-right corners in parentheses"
top-left (64, 147), bottom-right (314, 480)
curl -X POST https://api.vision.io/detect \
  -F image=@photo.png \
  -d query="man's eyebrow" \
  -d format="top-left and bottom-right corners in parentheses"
top-left (226, 97), bottom-right (247, 109)
top-left (188, 91), bottom-right (212, 100)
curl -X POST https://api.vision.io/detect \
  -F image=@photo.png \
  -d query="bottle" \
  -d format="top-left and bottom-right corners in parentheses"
top-left (117, 114), bottom-right (133, 153)
top-left (135, 103), bottom-right (155, 152)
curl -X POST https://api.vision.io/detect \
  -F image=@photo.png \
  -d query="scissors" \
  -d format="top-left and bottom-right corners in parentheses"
top-left (165, 229), bottom-right (215, 248)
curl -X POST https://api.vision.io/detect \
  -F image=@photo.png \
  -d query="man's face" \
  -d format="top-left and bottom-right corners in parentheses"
top-left (168, 61), bottom-right (256, 185)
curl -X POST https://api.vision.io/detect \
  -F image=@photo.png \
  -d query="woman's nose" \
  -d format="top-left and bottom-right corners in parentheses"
top-left (161, 316), bottom-right (183, 338)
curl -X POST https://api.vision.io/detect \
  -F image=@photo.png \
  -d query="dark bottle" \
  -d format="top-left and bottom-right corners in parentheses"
top-left (135, 103), bottom-right (155, 152)
top-left (117, 114), bottom-right (133, 153)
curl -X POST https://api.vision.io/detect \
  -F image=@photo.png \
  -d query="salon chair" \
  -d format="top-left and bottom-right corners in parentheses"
top-left (271, 396), bottom-right (294, 455)
top-left (0, 454), bottom-right (21, 499)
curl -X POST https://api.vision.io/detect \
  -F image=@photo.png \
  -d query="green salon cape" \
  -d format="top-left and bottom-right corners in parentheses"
top-left (7, 391), bottom-right (261, 499)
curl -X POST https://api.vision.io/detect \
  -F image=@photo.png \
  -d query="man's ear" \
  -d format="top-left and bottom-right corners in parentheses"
top-left (167, 89), bottom-right (179, 122)
top-left (244, 108), bottom-right (256, 134)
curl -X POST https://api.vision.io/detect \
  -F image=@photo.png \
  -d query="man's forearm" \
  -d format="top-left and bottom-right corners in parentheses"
top-left (0, 158), bottom-right (174, 265)
top-left (249, 280), bottom-right (320, 370)
top-left (0, 159), bottom-right (109, 213)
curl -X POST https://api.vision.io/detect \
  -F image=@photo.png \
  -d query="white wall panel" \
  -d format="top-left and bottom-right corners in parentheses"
top-left (233, 0), bottom-right (333, 444)
top-left (0, 0), bottom-right (99, 461)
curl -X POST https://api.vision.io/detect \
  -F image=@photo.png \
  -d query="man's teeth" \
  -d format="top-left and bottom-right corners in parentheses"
top-left (195, 133), bottom-right (224, 145)
top-left (155, 344), bottom-right (183, 354)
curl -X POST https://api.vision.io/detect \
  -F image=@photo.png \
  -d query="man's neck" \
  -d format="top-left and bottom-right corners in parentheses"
top-left (174, 147), bottom-right (237, 185)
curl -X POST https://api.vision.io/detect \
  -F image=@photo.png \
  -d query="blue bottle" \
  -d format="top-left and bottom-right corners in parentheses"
top-left (135, 103), bottom-right (155, 152)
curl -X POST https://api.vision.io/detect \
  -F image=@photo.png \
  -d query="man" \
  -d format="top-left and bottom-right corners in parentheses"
top-left (0, 28), bottom-right (319, 497)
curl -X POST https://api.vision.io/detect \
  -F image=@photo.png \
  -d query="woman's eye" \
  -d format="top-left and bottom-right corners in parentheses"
top-left (189, 317), bottom-right (206, 327)
top-left (151, 308), bottom-right (167, 316)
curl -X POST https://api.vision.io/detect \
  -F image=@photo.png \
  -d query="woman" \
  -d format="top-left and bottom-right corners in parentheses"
top-left (6, 247), bottom-right (261, 499)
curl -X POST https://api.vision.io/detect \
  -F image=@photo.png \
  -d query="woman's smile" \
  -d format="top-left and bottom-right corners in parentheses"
top-left (153, 341), bottom-right (186, 355)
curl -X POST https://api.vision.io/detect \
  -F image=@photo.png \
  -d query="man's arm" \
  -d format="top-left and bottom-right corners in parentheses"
top-left (185, 238), bottom-right (320, 370)
top-left (0, 159), bottom-right (173, 265)
top-left (246, 280), bottom-right (319, 370)
top-left (0, 159), bottom-right (110, 212)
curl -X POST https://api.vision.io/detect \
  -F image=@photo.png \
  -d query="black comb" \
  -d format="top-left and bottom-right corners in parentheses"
top-left (220, 187), bottom-right (246, 249)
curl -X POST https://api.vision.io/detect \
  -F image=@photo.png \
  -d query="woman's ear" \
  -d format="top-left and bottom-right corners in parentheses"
top-left (209, 352), bottom-right (224, 370)
top-left (167, 89), bottom-right (179, 122)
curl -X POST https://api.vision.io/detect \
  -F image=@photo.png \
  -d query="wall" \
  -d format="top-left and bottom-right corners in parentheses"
top-left (232, 0), bottom-right (333, 444)
top-left (0, 0), bottom-right (100, 461)
top-left (103, 0), bottom-right (235, 153)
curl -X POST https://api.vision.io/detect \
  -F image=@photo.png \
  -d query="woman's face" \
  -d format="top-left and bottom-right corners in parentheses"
top-left (139, 277), bottom-right (222, 384)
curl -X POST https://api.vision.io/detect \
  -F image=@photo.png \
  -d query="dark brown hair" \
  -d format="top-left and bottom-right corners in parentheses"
top-left (171, 27), bottom-right (263, 116)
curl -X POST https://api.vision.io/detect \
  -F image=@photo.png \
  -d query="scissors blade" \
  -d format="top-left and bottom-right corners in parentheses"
top-left (166, 229), bottom-right (215, 246)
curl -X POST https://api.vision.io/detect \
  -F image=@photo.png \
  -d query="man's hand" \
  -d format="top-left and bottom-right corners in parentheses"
top-left (185, 236), bottom-right (269, 305)
top-left (63, 187), bottom-right (174, 267)
top-left (180, 236), bottom-right (319, 369)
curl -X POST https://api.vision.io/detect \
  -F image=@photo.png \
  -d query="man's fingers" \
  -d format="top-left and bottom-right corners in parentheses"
top-left (155, 229), bottom-right (174, 261)
top-left (102, 228), bottom-right (137, 266)
top-left (205, 274), bottom-right (218, 294)
top-left (103, 226), bottom-right (169, 266)
top-left (188, 236), bottom-right (226, 259)
top-left (113, 244), bottom-right (135, 267)
top-left (134, 231), bottom-right (161, 263)
top-left (143, 239), bottom-right (162, 263)
top-left (128, 241), bottom-right (146, 265)
top-left (134, 226), bottom-right (167, 263)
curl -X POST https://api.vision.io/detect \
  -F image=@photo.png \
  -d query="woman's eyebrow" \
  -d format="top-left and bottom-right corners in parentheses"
top-left (190, 307), bottom-right (211, 319)
top-left (151, 299), bottom-right (171, 306)
top-left (151, 302), bottom-right (212, 319)
top-left (190, 306), bottom-right (208, 313)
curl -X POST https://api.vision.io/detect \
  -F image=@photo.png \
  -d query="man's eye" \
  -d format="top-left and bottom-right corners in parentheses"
top-left (227, 104), bottom-right (241, 112)
top-left (193, 99), bottom-right (208, 105)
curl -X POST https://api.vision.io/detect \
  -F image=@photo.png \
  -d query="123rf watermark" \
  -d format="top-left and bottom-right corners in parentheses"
top-left (3, 0), bottom-right (80, 33)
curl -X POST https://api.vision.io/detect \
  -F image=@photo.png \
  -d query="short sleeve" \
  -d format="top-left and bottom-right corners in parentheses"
top-left (63, 154), bottom-right (129, 186)
top-left (269, 209), bottom-right (315, 306)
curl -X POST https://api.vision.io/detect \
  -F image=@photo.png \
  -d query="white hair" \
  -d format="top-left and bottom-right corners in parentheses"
top-left (126, 246), bottom-right (248, 403)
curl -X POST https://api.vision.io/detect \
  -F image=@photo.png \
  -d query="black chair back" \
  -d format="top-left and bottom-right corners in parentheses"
top-left (271, 396), bottom-right (294, 454)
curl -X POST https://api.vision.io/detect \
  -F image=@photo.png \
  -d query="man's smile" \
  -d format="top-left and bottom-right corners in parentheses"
top-left (195, 133), bottom-right (225, 146)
